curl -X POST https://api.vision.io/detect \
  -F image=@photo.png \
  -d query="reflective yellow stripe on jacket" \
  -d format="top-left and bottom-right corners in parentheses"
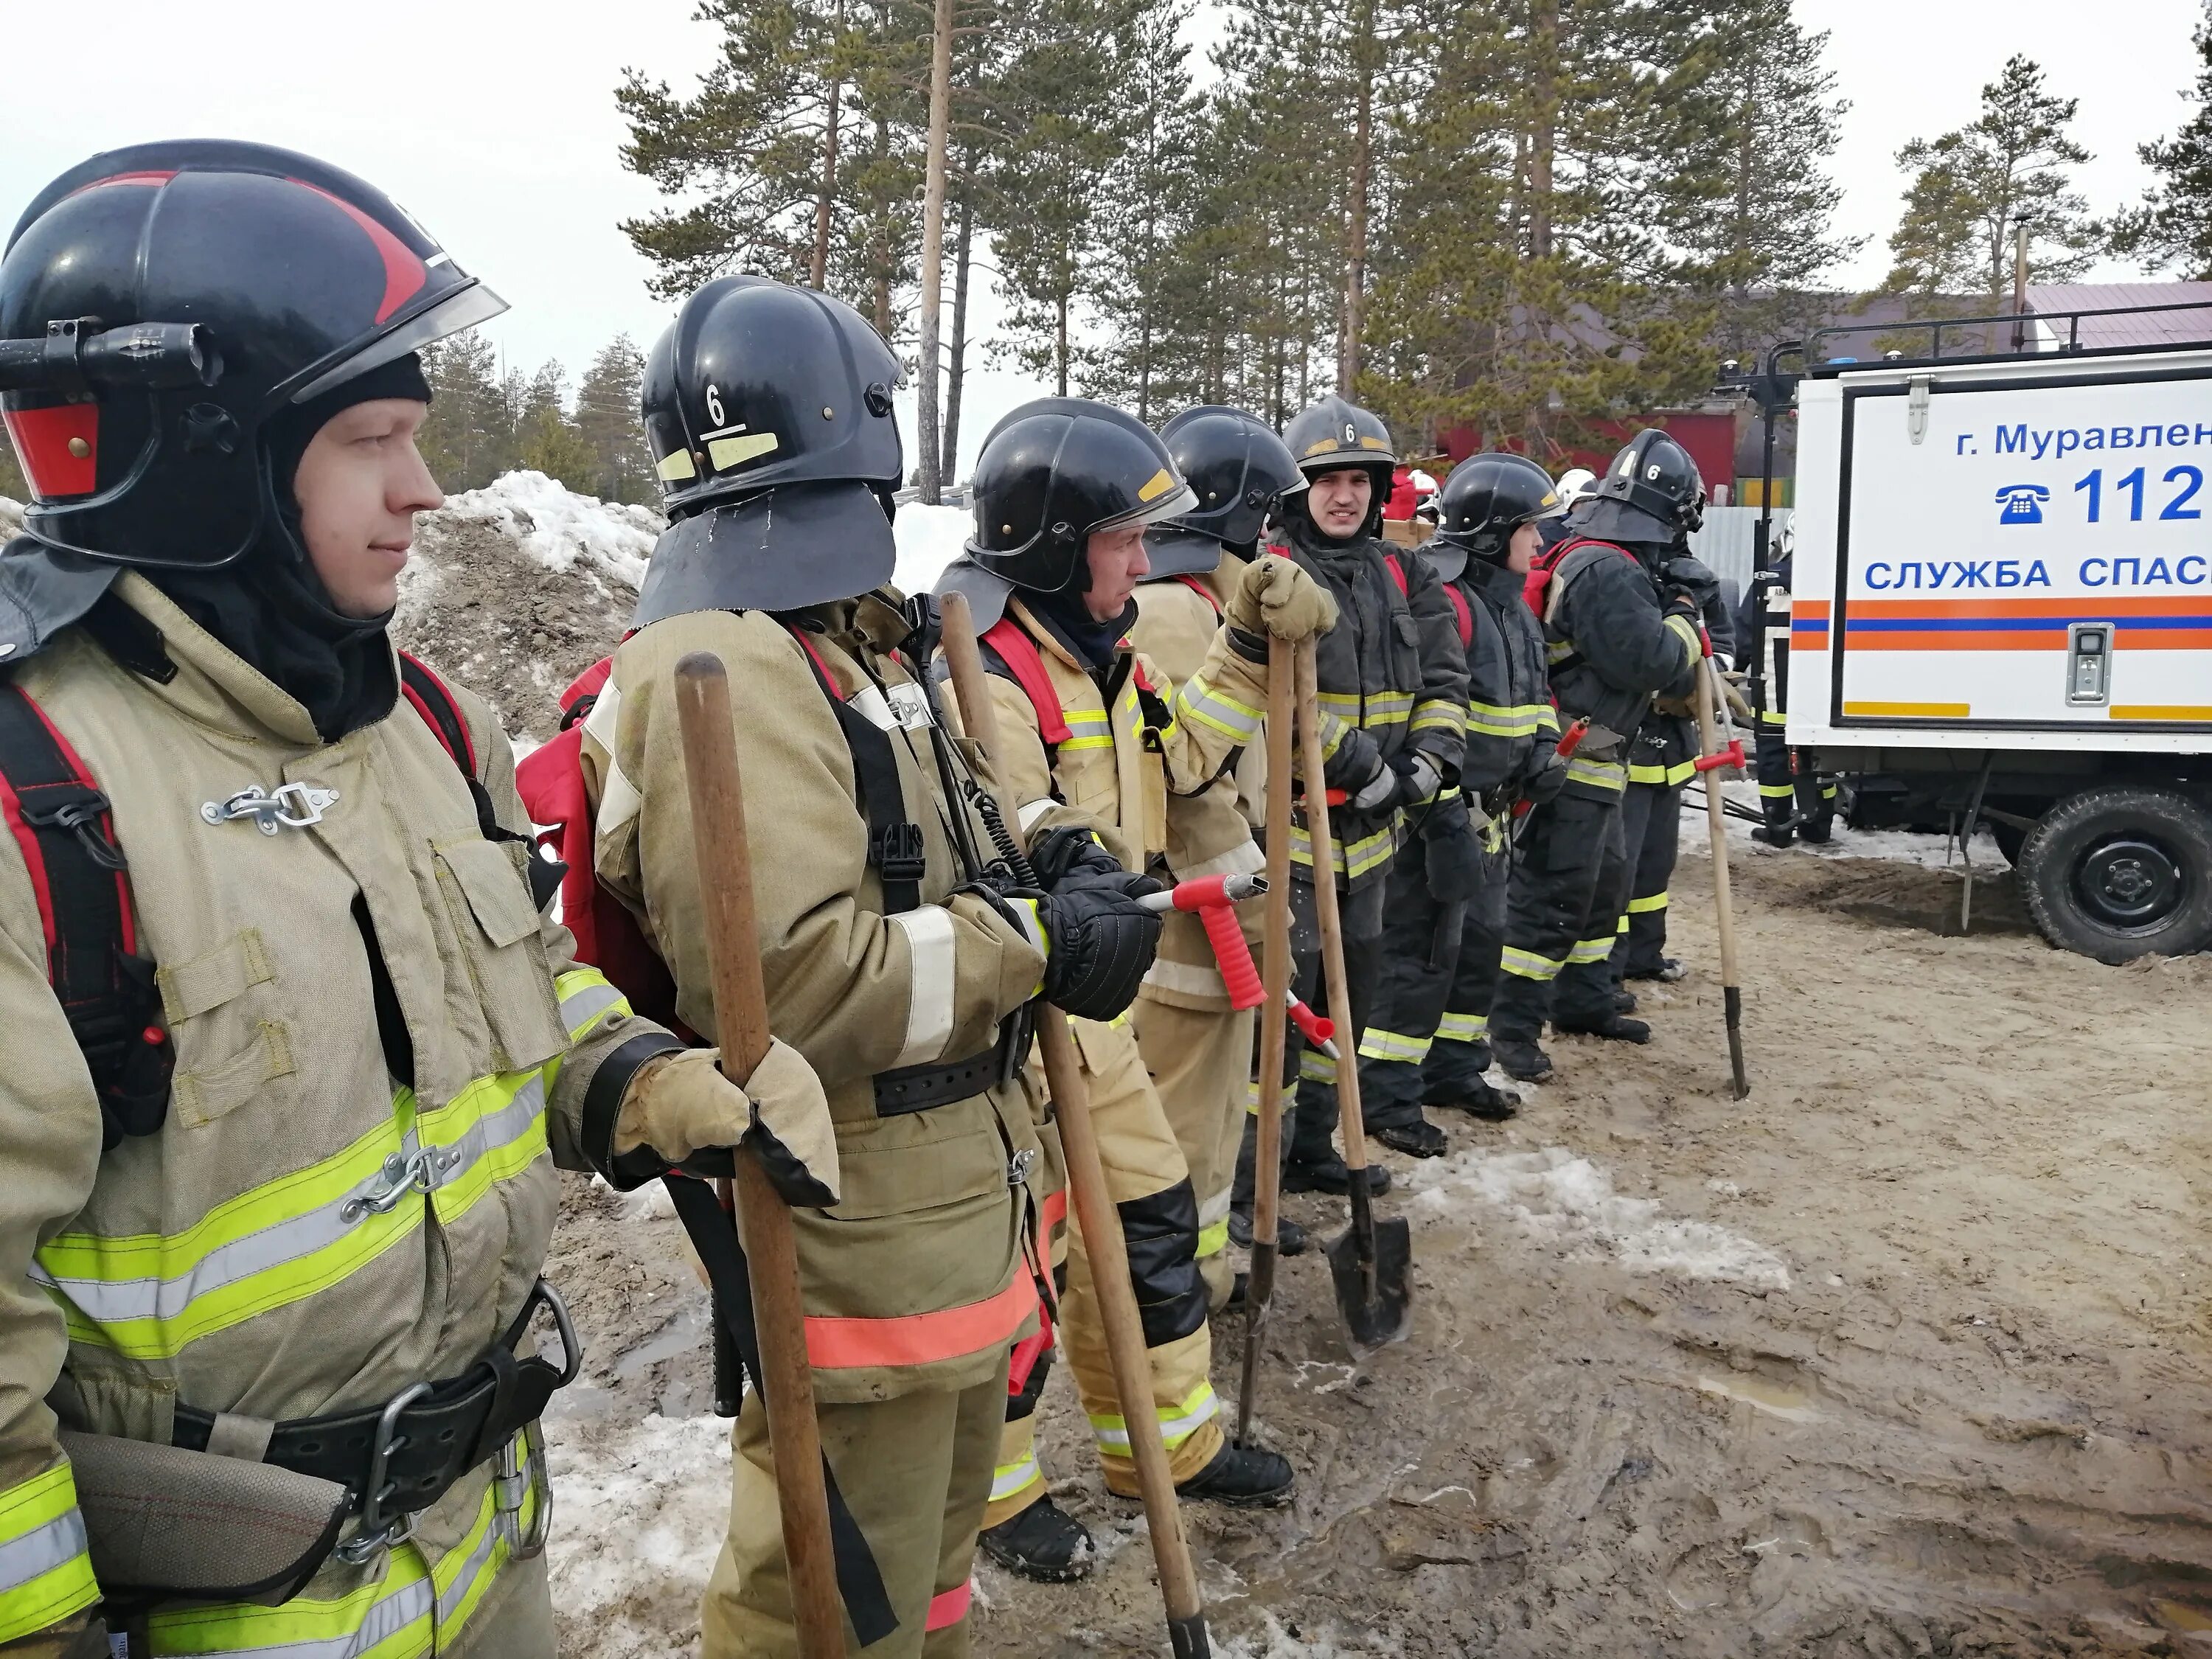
top-left (0, 1462), bottom-right (97, 1644)
top-left (33, 973), bottom-right (626, 1363)
top-left (145, 1431), bottom-right (542, 1658)
top-left (1467, 700), bottom-right (1551, 740)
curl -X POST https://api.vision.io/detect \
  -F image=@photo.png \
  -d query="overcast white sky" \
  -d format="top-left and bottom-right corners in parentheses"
top-left (1, 0), bottom-right (2200, 479)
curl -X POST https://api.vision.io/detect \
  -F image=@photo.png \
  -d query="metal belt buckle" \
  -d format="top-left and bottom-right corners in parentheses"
top-left (333, 1380), bottom-right (434, 1564)
top-left (518, 1279), bottom-right (583, 1388)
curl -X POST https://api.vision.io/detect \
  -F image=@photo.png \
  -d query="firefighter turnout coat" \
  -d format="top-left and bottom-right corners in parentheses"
top-left (0, 577), bottom-right (658, 1656)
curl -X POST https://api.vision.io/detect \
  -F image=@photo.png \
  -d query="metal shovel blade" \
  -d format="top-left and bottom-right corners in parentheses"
top-left (1324, 1213), bottom-right (1413, 1354)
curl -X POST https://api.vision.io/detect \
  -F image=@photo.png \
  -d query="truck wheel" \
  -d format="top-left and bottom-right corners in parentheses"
top-left (2019, 787), bottom-right (2212, 962)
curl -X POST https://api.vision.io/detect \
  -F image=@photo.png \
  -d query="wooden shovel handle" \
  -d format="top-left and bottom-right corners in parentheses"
top-left (672, 653), bottom-right (846, 1659)
top-left (1293, 639), bottom-right (1370, 1173)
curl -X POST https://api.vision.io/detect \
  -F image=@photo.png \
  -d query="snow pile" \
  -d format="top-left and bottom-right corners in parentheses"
top-left (0, 497), bottom-right (23, 538)
top-left (1219, 1615), bottom-right (1397, 1658)
top-left (544, 1411), bottom-right (729, 1658)
top-left (893, 500), bottom-right (971, 598)
top-left (437, 471), bottom-right (661, 591)
top-left (1408, 1146), bottom-right (1791, 1290)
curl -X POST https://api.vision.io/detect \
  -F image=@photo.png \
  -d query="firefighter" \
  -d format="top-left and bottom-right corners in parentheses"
top-left (579, 279), bottom-right (1182, 1654)
top-left (1489, 431), bottom-right (1708, 1082)
top-left (1127, 406), bottom-right (1311, 1295)
top-left (1358, 454), bottom-right (1568, 1143)
top-left (0, 143), bottom-right (818, 1658)
top-left (1540, 468), bottom-right (1599, 553)
top-left (1607, 554), bottom-right (1733, 988)
top-left (1273, 394), bottom-right (1469, 1174)
top-left (936, 396), bottom-right (1335, 1512)
top-left (1736, 520), bottom-right (1834, 846)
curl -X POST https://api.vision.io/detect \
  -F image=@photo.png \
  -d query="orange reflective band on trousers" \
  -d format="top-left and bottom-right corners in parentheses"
top-left (804, 1273), bottom-right (1038, 1371)
top-left (1039, 1189), bottom-right (1068, 1235)
top-left (926, 1580), bottom-right (975, 1631)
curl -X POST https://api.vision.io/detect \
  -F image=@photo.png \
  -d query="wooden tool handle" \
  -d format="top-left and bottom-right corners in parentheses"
top-left (1691, 655), bottom-right (1743, 990)
top-left (1293, 640), bottom-right (1369, 1174)
top-left (672, 653), bottom-right (847, 1659)
top-left (933, 595), bottom-right (1208, 1647)
top-left (1252, 634), bottom-right (1296, 1256)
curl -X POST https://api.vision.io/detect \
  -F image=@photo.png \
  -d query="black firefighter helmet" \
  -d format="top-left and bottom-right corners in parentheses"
top-left (1575, 428), bottom-right (1706, 549)
top-left (632, 275), bottom-right (905, 627)
top-left (0, 140), bottom-right (505, 579)
top-left (941, 397), bottom-right (1194, 624)
top-left (1282, 393), bottom-right (1396, 540)
top-left (1427, 452), bottom-right (1564, 581)
top-left (1141, 404), bottom-right (1304, 578)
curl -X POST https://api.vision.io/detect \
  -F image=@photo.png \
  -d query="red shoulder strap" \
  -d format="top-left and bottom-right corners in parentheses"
top-left (1382, 552), bottom-right (1408, 597)
top-left (1173, 573), bottom-right (1223, 616)
top-left (981, 616), bottom-right (1073, 745)
top-left (397, 651), bottom-right (478, 779)
top-left (1444, 582), bottom-right (1472, 651)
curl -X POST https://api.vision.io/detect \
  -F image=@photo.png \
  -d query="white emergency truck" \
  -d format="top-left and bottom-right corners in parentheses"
top-left (1778, 305), bottom-right (2212, 961)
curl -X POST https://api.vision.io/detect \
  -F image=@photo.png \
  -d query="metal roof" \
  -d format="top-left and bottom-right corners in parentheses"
top-left (2025, 282), bottom-right (2212, 349)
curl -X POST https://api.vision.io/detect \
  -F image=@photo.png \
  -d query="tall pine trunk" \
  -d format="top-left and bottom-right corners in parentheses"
top-left (872, 111), bottom-right (892, 338)
top-left (942, 184), bottom-right (973, 485)
top-left (811, 0), bottom-right (846, 289)
top-left (1340, 3), bottom-right (1375, 394)
top-left (1523, 0), bottom-right (1558, 450)
top-left (915, 0), bottom-right (953, 503)
top-left (1056, 291), bottom-right (1069, 397)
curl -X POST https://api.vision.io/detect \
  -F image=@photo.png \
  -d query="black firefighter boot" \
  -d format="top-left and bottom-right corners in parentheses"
top-left (1228, 1112), bottom-right (1308, 1256)
top-left (1552, 1010), bottom-right (1652, 1043)
top-left (1428, 1077), bottom-right (1521, 1121)
top-left (1489, 1037), bottom-right (1554, 1082)
top-left (1174, 1441), bottom-right (1295, 1508)
top-left (979, 1496), bottom-right (1095, 1583)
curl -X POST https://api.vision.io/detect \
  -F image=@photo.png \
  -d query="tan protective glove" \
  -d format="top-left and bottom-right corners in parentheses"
top-left (1718, 674), bottom-right (1755, 726)
top-left (615, 1041), bottom-right (840, 1208)
top-left (1225, 553), bottom-right (1338, 641)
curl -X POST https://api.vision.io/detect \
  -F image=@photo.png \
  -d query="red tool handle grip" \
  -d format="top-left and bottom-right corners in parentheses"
top-left (1197, 901), bottom-right (1265, 1011)
top-left (1286, 995), bottom-right (1335, 1052)
top-left (1693, 739), bottom-right (1745, 773)
top-left (1513, 716), bottom-right (1592, 818)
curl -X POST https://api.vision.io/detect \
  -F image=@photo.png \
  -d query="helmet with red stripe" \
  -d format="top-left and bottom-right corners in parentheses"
top-left (0, 140), bottom-right (504, 571)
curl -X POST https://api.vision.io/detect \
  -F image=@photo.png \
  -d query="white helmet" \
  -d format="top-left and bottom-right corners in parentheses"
top-left (1556, 467), bottom-right (1598, 503)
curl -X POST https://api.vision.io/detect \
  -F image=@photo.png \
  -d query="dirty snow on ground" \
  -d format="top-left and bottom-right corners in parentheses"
top-left (893, 500), bottom-right (971, 597)
top-left (543, 1411), bottom-right (728, 1657)
top-left (1686, 776), bottom-right (2005, 870)
top-left (0, 496), bottom-right (23, 537)
top-left (1404, 1144), bottom-right (1792, 1291)
top-left (437, 471), bottom-right (661, 589)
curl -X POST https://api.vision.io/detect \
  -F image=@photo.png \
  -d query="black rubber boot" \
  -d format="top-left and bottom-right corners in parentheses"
top-left (1554, 1012), bottom-right (1651, 1043)
top-left (1373, 1117), bottom-right (1450, 1158)
top-left (1228, 1210), bottom-right (1308, 1256)
top-left (1800, 818), bottom-right (1833, 844)
top-left (1623, 958), bottom-right (1686, 983)
top-left (1613, 988), bottom-right (1639, 1015)
top-left (1428, 1077), bottom-right (1521, 1121)
top-left (1173, 1441), bottom-right (1295, 1508)
top-left (1283, 1156), bottom-right (1391, 1197)
top-left (978, 1495), bottom-right (1095, 1582)
top-left (1491, 1037), bottom-right (1554, 1082)
top-left (1750, 824), bottom-right (1795, 848)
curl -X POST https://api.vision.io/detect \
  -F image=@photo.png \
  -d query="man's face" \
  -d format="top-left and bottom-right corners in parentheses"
top-left (1506, 519), bottom-right (1542, 575)
top-left (1307, 467), bottom-right (1371, 538)
top-left (1082, 523), bottom-right (1150, 620)
top-left (292, 399), bottom-right (442, 618)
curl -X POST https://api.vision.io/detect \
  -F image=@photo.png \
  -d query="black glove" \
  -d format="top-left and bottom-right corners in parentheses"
top-left (1029, 824), bottom-right (1124, 890)
top-left (1523, 745), bottom-right (1569, 805)
top-left (1035, 876), bottom-right (1163, 1020)
top-left (1324, 724), bottom-right (1386, 799)
top-left (1421, 796), bottom-right (1484, 902)
top-left (1661, 554), bottom-right (1720, 615)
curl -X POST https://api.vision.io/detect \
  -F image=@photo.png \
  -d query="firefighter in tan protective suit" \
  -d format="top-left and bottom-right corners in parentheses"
top-left (0, 144), bottom-right (824, 1658)
top-left (1128, 407), bottom-right (1317, 1294)
top-left (935, 397), bottom-right (1336, 1560)
top-left (579, 280), bottom-right (1171, 1656)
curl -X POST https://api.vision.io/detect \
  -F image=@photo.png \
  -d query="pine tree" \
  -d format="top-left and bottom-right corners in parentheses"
top-left (1884, 55), bottom-right (2104, 302)
top-left (2110, 4), bottom-right (2212, 278)
top-left (575, 336), bottom-right (655, 504)
top-left (618, 0), bottom-right (869, 299)
top-left (418, 332), bottom-right (516, 493)
top-left (987, 0), bottom-right (1145, 394)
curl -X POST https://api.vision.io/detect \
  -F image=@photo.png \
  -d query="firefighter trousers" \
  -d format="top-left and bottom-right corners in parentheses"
top-left (1057, 1017), bottom-right (1224, 1493)
top-left (1492, 790), bottom-right (1631, 1040)
top-left (983, 1321), bottom-right (1056, 1531)
top-left (1609, 779), bottom-right (1681, 979)
top-left (1357, 834), bottom-right (1510, 1122)
top-left (702, 1371), bottom-right (1006, 1658)
top-left (1753, 728), bottom-right (1836, 835)
top-left (1133, 988), bottom-right (1253, 1312)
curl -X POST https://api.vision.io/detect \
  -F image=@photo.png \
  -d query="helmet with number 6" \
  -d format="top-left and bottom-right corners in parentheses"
top-left (632, 274), bottom-right (905, 627)
top-left (1576, 428), bottom-right (1705, 547)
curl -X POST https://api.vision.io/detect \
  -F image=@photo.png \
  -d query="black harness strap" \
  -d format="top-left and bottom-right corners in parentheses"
top-left (785, 627), bottom-right (926, 917)
top-left (663, 1172), bottom-right (899, 1648)
top-left (0, 685), bottom-right (171, 1147)
top-left (399, 653), bottom-right (564, 912)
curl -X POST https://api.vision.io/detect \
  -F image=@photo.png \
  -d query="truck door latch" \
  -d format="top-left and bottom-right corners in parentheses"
top-left (1907, 375), bottom-right (1932, 445)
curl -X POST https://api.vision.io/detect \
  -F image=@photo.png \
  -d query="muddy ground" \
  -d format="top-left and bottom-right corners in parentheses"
top-left (542, 830), bottom-right (2212, 1658)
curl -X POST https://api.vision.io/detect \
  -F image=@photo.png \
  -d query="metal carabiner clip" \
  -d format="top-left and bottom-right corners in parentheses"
top-left (333, 1380), bottom-right (434, 1565)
